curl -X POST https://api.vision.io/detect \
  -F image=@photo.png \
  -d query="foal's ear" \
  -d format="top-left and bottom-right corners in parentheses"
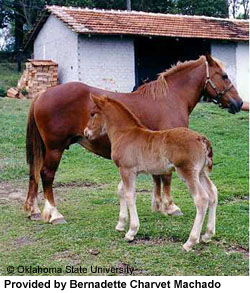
top-left (90, 94), bottom-right (106, 109)
top-left (205, 53), bottom-right (215, 65)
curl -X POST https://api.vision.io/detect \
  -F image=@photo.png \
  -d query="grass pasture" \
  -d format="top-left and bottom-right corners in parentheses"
top-left (0, 97), bottom-right (249, 276)
top-left (0, 63), bottom-right (22, 93)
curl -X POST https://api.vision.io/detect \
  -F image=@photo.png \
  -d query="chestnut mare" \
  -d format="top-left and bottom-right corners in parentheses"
top-left (84, 94), bottom-right (217, 251)
top-left (24, 54), bottom-right (242, 224)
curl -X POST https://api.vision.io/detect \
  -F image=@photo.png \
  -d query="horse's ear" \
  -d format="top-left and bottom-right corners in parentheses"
top-left (205, 53), bottom-right (215, 65)
top-left (90, 94), bottom-right (106, 109)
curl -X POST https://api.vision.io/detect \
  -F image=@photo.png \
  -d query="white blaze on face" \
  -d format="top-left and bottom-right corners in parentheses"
top-left (100, 125), bottom-right (106, 136)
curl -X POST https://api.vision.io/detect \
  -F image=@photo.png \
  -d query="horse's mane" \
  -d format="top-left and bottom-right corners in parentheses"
top-left (135, 56), bottom-right (207, 99)
top-left (213, 57), bottom-right (225, 69)
top-left (105, 97), bottom-right (146, 128)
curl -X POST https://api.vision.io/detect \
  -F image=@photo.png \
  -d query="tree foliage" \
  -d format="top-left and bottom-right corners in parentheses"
top-left (176, 0), bottom-right (228, 18)
top-left (228, 0), bottom-right (249, 19)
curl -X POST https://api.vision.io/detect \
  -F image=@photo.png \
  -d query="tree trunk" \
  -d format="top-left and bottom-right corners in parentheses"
top-left (14, 4), bottom-right (24, 72)
top-left (126, 0), bottom-right (131, 11)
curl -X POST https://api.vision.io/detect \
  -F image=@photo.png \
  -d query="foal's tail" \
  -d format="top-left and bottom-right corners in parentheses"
top-left (26, 95), bottom-right (45, 184)
top-left (200, 136), bottom-right (213, 172)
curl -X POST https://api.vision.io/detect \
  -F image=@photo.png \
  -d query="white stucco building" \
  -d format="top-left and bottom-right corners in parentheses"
top-left (25, 5), bottom-right (249, 101)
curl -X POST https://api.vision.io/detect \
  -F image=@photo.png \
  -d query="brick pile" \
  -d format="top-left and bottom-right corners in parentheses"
top-left (7, 59), bottom-right (58, 99)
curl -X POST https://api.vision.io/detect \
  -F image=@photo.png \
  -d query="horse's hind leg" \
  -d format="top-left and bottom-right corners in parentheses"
top-left (161, 173), bottom-right (183, 216)
top-left (177, 168), bottom-right (209, 251)
top-left (199, 172), bottom-right (218, 243)
top-left (40, 148), bottom-right (66, 224)
top-left (23, 167), bottom-right (41, 220)
top-left (151, 175), bottom-right (162, 212)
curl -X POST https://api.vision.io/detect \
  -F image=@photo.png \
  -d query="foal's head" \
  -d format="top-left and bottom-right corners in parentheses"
top-left (85, 94), bottom-right (146, 140)
top-left (84, 95), bottom-right (107, 140)
top-left (203, 54), bottom-right (243, 114)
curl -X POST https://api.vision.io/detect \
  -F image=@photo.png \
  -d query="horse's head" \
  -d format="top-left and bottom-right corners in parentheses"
top-left (84, 95), bottom-right (107, 140)
top-left (204, 54), bottom-right (243, 114)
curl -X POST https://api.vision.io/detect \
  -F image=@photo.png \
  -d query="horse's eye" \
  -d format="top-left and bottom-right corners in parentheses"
top-left (90, 113), bottom-right (95, 117)
top-left (222, 74), bottom-right (228, 80)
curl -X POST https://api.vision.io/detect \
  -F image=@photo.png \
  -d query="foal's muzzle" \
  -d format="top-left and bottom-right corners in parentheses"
top-left (228, 98), bottom-right (243, 114)
top-left (84, 127), bottom-right (92, 139)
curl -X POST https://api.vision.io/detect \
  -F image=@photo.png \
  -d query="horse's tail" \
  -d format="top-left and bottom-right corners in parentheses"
top-left (26, 94), bottom-right (45, 184)
top-left (200, 136), bottom-right (213, 173)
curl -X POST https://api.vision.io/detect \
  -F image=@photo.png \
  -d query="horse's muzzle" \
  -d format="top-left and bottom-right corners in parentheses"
top-left (228, 98), bottom-right (243, 114)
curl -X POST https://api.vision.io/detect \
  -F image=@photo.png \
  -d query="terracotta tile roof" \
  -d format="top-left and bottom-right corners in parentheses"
top-left (46, 5), bottom-right (249, 41)
top-left (24, 5), bottom-right (249, 49)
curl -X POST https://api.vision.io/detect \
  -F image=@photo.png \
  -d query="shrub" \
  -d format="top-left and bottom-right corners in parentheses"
top-left (21, 88), bottom-right (28, 96)
top-left (0, 87), bottom-right (7, 97)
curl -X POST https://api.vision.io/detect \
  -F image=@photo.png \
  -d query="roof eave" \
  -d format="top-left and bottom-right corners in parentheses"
top-left (76, 31), bottom-right (249, 42)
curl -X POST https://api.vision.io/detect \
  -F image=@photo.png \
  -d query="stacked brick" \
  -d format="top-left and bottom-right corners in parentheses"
top-left (8, 59), bottom-right (58, 99)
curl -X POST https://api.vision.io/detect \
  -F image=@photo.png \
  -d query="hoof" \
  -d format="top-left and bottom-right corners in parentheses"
top-left (23, 203), bottom-right (30, 213)
top-left (201, 234), bottom-right (212, 243)
top-left (183, 243), bottom-right (193, 252)
top-left (51, 218), bottom-right (67, 225)
top-left (29, 213), bottom-right (42, 221)
top-left (116, 225), bottom-right (125, 232)
top-left (124, 234), bottom-right (134, 242)
top-left (169, 210), bottom-right (184, 216)
top-left (151, 202), bottom-right (162, 213)
top-left (162, 204), bottom-right (183, 216)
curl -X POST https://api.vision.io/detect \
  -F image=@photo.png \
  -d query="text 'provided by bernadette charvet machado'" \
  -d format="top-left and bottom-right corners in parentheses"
top-left (2, 278), bottom-right (222, 291)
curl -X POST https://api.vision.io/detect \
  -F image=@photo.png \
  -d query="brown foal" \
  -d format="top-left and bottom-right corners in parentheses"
top-left (84, 95), bottom-right (218, 251)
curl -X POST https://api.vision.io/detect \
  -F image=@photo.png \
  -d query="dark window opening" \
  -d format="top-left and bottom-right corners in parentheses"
top-left (134, 37), bottom-right (210, 88)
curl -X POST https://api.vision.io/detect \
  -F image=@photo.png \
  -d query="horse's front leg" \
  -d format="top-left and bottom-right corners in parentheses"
top-left (119, 167), bottom-right (139, 241)
top-left (161, 173), bottom-right (183, 216)
top-left (115, 181), bottom-right (128, 232)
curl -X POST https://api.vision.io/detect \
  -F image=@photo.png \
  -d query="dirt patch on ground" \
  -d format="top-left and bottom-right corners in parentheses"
top-left (225, 245), bottom-right (249, 259)
top-left (0, 180), bottom-right (109, 205)
top-left (116, 262), bottom-right (140, 275)
top-left (214, 240), bottom-right (249, 259)
top-left (130, 236), bottom-right (180, 246)
top-left (220, 194), bottom-right (249, 205)
top-left (0, 182), bottom-right (26, 204)
top-left (54, 181), bottom-right (108, 189)
top-left (136, 189), bottom-right (150, 193)
top-left (13, 236), bottom-right (34, 248)
top-left (53, 250), bottom-right (82, 266)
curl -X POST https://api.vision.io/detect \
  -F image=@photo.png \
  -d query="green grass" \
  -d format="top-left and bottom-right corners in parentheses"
top-left (0, 98), bottom-right (248, 276)
top-left (0, 63), bottom-right (22, 93)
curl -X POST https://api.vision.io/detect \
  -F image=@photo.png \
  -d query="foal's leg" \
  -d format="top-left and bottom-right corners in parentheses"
top-left (41, 148), bottom-right (66, 224)
top-left (177, 169), bottom-right (209, 251)
top-left (200, 172), bottom-right (218, 243)
top-left (119, 167), bottom-right (139, 241)
top-left (115, 181), bottom-right (128, 232)
top-left (23, 165), bottom-right (41, 220)
top-left (161, 173), bottom-right (183, 216)
top-left (151, 175), bottom-right (162, 212)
